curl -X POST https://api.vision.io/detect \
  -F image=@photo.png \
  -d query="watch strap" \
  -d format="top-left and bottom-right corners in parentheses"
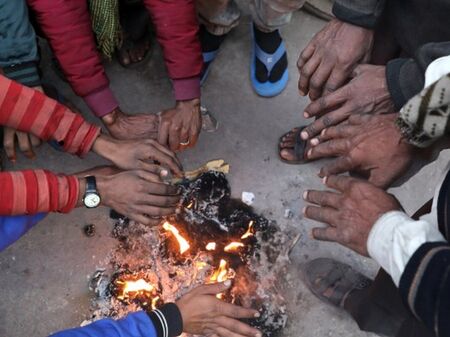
top-left (85, 176), bottom-right (97, 194)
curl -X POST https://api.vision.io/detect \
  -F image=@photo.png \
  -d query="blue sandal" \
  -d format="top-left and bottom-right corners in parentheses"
top-left (250, 26), bottom-right (289, 97)
top-left (201, 50), bottom-right (220, 85)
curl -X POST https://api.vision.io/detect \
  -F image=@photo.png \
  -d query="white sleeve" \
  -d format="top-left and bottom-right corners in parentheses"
top-left (367, 211), bottom-right (446, 286)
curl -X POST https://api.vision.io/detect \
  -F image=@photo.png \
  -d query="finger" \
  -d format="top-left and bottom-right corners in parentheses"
top-left (138, 162), bottom-right (170, 177)
top-left (316, 123), bottom-right (356, 143)
top-left (3, 128), bottom-right (17, 162)
top-left (302, 105), bottom-right (351, 140)
top-left (348, 114), bottom-right (368, 125)
top-left (188, 120), bottom-right (200, 148)
top-left (217, 302), bottom-right (260, 320)
top-left (29, 134), bottom-right (42, 147)
top-left (297, 43), bottom-right (315, 69)
top-left (129, 214), bottom-right (162, 226)
top-left (298, 56), bottom-right (320, 96)
top-left (303, 205), bottom-right (339, 224)
top-left (168, 126), bottom-right (181, 152)
top-left (145, 181), bottom-right (179, 196)
top-left (303, 190), bottom-right (341, 208)
top-left (135, 204), bottom-right (177, 217)
top-left (213, 317), bottom-right (261, 337)
top-left (157, 119), bottom-right (170, 147)
top-left (146, 149), bottom-right (183, 177)
top-left (307, 139), bottom-right (350, 160)
top-left (308, 62), bottom-right (333, 101)
top-left (312, 227), bottom-right (339, 242)
top-left (319, 156), bottom-right (354, 177)
top-left (146, 139), bottom-right (183, 168)
top-left (17, 132), bottom-right (36, 159)
top-left (140, 194), bottom-right (180, 207)
top-left (213, 326), bottom-right (250, 337)
top-left (178, 127), bottom-right (190, 150)
top-left (324, 175), bottom-right (357, 192)
top-left (322, 67), bottom-right (349, 96)
top-left (303, 90), bottom-right (347, 119)
top-left (136, 170), bottom-right (164, 183)
top-left (196, 281), bottom-right (233, 295)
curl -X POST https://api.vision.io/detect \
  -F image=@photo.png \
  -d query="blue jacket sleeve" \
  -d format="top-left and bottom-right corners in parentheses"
top-left (0, 213), bottom-right (46, 251)
top-left (49, 311), bottom-right (157, 337)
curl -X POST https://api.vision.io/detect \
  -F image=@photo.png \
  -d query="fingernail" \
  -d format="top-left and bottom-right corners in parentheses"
top-left (321, 129), bottom-right (326, 136)
top-left (311, 138), bottom-right (319, 146)
top-left (299, 90), bottom-right (306, 96)
top-left (302, 206), bottom-right (307, 215)
top-left (304, 112), bottom-right (309, 118)
top-left (322, 176), bottom-right (328, 184)
top-left (300, 131), bottom-right (308, 140)
top-left (224, 280), bottom-right (231, 287)
top-left (160, 169), bottom-right (168, 177)
top-left (307, 149), bottom-right (312, 158)
top-left (256, 332), bottom-right (262, 337)
top-left (254, 312), bottom-right (261, 318)
top-left (302, 191), bottom-right (308, 200)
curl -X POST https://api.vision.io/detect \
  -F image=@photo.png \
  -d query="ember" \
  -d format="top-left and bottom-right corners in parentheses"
top-left (89, 171), bottom-right (289, 337)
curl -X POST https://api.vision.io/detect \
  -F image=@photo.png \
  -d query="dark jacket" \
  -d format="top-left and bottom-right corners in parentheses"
top-left (333, 0), bottom-right (450, 110)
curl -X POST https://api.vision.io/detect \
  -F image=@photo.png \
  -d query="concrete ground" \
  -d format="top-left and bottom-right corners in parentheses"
top-left (1, 3), bottom-right (449, 337)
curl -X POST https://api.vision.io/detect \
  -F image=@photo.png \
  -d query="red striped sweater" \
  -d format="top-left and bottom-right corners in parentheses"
top-left (0, 75), bottom-right (101, 215)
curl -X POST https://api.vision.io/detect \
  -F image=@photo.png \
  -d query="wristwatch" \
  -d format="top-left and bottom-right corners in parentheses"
top-left (83, 176), bottom-right (101, 208)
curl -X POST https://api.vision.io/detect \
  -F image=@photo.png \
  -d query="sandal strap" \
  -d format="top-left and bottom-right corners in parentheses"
top-left (294, 127), bottom-right (307, 161)
top-left (254, 38), bottom-right (287, 75)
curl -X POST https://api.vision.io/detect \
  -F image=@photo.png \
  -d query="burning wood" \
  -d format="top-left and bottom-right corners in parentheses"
top-left (88, 171), bottom-right (289, 337)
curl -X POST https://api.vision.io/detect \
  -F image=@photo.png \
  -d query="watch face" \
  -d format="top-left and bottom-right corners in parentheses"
top-left (84, 193), bottom-right (101, 208)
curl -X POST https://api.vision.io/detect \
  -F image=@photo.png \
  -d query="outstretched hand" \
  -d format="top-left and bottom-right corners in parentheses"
top-left (177, 281), bottom-right (261, 337)
top-left (300, 65), bottom-right (395, 141)
top-left (303, 175), bottom-right (401, 256)
top-left (306, 114), bottom-right (414, 188)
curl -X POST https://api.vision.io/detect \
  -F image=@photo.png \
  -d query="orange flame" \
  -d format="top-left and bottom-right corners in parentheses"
top-left (163, 222), bottom-right (190, 254)
top-left (224, 242), bottom-right (245, 252)
top-left (206, 242), bottom-right (217, 251)
top-left (209, 259), bottom-right (234, 299)
top-left (241, 220), bottom-right (254, 239)
top-left (195, 261), bottom-right (208, 270)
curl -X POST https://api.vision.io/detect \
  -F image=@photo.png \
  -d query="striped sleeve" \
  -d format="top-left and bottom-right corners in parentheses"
top-left (0, 75), bottom-right (100, 157)
top-left (0, 170), bottom-right (79, 215)
top-left (399, 242), bottom-right (450, 337)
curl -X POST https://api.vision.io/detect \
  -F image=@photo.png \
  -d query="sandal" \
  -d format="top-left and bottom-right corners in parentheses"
top-left (278, 126), bottom-right (310, 164)
top-left (250, 25), bottom-right (289, 97)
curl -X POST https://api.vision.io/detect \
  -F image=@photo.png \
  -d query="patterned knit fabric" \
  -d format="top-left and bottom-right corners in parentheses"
top-left (397, 74), bottom-right (450, 148)
top-left (89, 0), bottom-right (122, 59)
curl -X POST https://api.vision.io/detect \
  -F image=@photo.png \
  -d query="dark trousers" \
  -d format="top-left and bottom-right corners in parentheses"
top-left (343, 201), bottom-right (435, 337)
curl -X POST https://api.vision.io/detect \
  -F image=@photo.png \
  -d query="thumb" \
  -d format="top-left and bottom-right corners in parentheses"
top-left (195, 280), bottom-right (232, 295)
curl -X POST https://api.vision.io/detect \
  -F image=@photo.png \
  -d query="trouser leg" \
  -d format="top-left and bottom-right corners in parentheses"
top-left (250, 0), bottom-right (306, 32)
top-left (197, 0), bottom-right (241, 36)
top-left (343, 200), bottom-right (435, 337)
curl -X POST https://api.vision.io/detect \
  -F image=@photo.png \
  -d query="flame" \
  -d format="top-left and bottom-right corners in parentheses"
top-left (163, 222), bottom-right (190, 254)
top-left (151, 296), bottom-right (160, 309)
top-left (195, 261), bottom-right (208, 270)
top-left (209, 259), bottom-right (232, 299)
top-left (224, 242), bottom-right (245, 252)
top-left (116, 279), bottom-right (155, 300)
top-left (206, 242), bottom-right (217, 251)
top-left (186, 200), bottom-right (194, 209)
top-left (241, 220), bottom-right (254, 239)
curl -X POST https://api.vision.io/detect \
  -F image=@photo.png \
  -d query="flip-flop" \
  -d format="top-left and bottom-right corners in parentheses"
top-left (201, 49), bottom-right (219, 85)
top-left (278, 126), bottom-right (309, 164)
top-left (250, 25), bottom-right (289, 97)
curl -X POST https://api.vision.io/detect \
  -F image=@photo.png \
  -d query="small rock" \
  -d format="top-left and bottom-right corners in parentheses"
top-left (284, 209), bottom-right (293, 219)
top-left (84, 224), bottom-right (96, 237)
top-left (241, 191), bottom-right (255, 206)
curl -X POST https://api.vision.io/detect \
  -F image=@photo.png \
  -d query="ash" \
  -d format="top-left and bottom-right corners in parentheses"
top-left (88, 172), bottom-right (289, 336)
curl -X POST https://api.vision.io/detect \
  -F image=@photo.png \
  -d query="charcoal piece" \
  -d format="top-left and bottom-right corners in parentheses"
top-left (84, 224), bottom-right (96, 237)
top-left (110, 209), bottom-right (126, 220)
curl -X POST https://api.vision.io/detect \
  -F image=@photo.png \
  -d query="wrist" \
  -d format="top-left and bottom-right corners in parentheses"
top-left (176, 98), bottom-right (200, 110)
top-left (102, 108), bottom-right (124, 126)
top-left (95, 175), bottom-right (110, 207)
top-left (76, 177), bottom-right (86, 207)
top-left (91, 134), bottom-right (117, 162)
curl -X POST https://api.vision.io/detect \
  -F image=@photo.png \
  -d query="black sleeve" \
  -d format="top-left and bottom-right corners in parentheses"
top-left (147, 303), bottom-right (184, 337)
top-left (399, 242), bottom-right (450, 337)
top-left (332, 0), bottom-right (386, 29)
top-left (386, 42), bottom-right (450, 110)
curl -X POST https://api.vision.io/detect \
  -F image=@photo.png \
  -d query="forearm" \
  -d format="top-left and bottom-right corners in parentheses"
top-left (50, 304), bottom-right (183, 337)
top-left (0, 75), bottom-right (101, 156)
top-left (332, 0), bottom-right (386, 29)
top-left (0, 170), bottom-right (82, 215)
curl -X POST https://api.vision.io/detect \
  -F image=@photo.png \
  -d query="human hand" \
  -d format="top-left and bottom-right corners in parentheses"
top-left (303, 175), bottom-right (401, 256)
top-left (298, 19), bottom-right (374, 100)
top-left (158, 98), bottom-right (201, 152)
top-left (102, 108), bottom-right (159, 140)
top-left (92, 134), bottom-right (183, 177)
top-left (306, 114), bottom-right (414, 188)
top-left (96, 170), bottom-right (180, 225)
top-left (301, 65), bottom-right (395, 140)
top-left (176, 281), bottom-right (261, 337)
top-left (3, 127), bottom-right (41, 162)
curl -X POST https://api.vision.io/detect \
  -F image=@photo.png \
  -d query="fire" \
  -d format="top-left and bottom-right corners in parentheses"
top-left (186, 200), bottom-right (194, 209)
top-left (163, 222), bottom-right (190, 254)
top-left (241, 220), bottom-right (254, 239)
top-left (206, 242), bottom-right (217, 251)
top-left (209, 259), bottom-right (235, 299)
top-left (195, 261), bottom-right (208, 270)
top-left (224, 242), bottom-right (245, 252)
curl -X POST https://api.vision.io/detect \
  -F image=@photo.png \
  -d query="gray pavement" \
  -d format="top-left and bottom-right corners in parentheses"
top-left (1, 4), bottom-right (449, 337)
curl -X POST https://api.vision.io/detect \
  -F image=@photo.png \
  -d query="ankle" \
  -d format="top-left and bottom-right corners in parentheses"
top-left (200, 25), bottom-right (227, 53)
top-left (253, 23), bottom-right (282, 54)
